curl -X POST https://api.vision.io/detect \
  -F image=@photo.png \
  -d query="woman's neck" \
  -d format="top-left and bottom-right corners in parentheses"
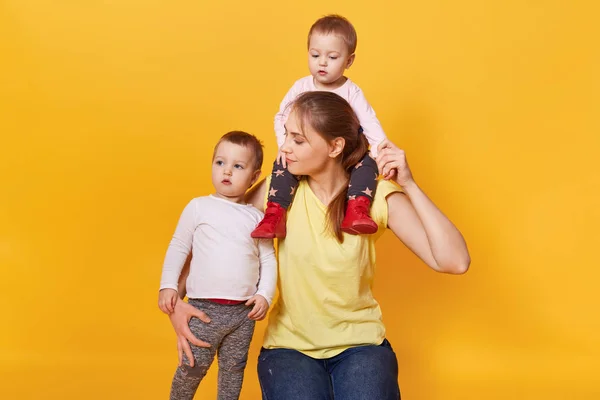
top-left (306, 163), bottom-right (348, 206)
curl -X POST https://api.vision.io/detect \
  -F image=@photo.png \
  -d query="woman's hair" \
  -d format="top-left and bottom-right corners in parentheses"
top-left (292, 91), bottom-right (369, 242)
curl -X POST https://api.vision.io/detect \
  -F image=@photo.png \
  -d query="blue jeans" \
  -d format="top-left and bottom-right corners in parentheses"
top-left (257, 339), bottom-right (401, 400)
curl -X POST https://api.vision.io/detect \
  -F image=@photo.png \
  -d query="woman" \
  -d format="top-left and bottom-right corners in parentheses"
top-left (169, 92), bottom-right (470, 399)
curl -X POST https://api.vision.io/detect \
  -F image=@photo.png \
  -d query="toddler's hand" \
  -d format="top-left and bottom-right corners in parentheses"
top-left (376, 140), bottom-right (412, 187)
top-left (371, 149), bottom-right (396, 180)
top-left (276, 150), bottom-right (287, 168)
top-left (158, 288), bottom-right (178, 314)
top-left (246, 295), bottom-right (269, 321)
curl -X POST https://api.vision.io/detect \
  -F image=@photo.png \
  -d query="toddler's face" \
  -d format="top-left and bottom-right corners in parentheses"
top-left (308, 33), bottom-right (354, 89)
top-left (211, 141), bottom-right (259, 201)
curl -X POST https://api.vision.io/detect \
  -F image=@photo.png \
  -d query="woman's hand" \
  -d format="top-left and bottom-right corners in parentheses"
top-left (376, 139), bottom-right (414, 188)
top-left (169, 300), bottom-right (212, 367)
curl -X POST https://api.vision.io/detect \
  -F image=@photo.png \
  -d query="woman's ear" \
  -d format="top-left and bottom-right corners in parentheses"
top-left (329, 137), bottom-right (345, 158)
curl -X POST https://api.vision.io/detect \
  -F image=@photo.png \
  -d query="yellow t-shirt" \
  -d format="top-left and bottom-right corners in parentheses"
top-left (262, 176), bottom-right (403, 359)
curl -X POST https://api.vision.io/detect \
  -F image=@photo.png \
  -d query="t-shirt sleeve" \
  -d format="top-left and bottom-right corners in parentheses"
top-left (370, 180), bottom-right (404, 232)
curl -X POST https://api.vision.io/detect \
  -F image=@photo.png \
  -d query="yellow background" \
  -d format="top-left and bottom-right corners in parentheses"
top-left (1, 0), bottom-right (598, 399)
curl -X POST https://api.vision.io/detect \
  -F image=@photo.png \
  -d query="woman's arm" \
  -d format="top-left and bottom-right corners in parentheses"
top-left (177, 254), bottom-right (191, 298)
top-left (169, 236), bottom-right (210, 367)
top-left (377, 140), bottom-right (470, 274)
top-left (245, 179), bottom-right (268, 212)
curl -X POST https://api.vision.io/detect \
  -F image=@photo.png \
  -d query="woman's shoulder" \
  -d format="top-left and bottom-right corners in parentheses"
top-left (247, 178), bottom-right (268, 212)
top-left (371, 180), bottom-right (404, 229)
top-left (374, 179), bottom-right (403, 201)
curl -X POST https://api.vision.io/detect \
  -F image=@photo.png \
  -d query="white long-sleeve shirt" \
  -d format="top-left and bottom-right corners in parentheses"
top-left (274, 76), bottom-right (387, 156)
top-left (159, 195), bottom-right (277, 305)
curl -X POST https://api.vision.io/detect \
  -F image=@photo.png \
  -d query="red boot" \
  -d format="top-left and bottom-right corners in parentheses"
top-left (251, 202), bottom-right (287, 239)
top-left (341, 196), bottom-right (378, 235)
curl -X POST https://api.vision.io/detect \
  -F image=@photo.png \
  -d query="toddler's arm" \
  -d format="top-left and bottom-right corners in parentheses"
top-left (159, 201), bottom-right (196, 310)
top-left (350, 88), bottom-right (388, 157)
top-left (274, 82), bottom-right (303, 148)
top-left (158, 289), bottom-right (178, 314)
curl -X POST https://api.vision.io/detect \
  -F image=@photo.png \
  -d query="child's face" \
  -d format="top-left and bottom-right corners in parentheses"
top-left (211, 141), bottom-right (260, 202)
top-left (308, 33), bottom-right (354, 89)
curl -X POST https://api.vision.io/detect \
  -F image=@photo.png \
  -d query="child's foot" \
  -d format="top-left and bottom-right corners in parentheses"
top-left (251, 202), bottom-right (287, 239)
top-left (341, 196), bottom-right (378, 235)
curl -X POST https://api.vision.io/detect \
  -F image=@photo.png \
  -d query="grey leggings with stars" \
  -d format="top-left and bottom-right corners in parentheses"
top-left (267, 152), bottom-right (378, 208)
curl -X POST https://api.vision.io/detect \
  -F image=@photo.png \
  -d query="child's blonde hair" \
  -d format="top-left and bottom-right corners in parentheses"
top-left (307, 15), bottom-right (358, 54)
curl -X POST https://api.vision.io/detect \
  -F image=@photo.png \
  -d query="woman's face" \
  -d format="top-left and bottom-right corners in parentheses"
top-left (280, 109), bottom-right (335, 176)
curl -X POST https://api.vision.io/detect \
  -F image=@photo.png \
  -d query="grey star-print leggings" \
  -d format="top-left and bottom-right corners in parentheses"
top-left (169, 299), bottom-right (255, 400)
top-left (268, 152), bottom-right (378, 208)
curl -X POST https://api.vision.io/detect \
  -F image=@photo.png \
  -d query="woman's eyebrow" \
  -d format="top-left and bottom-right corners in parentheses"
top-left (284, 124), bottom-right (305, 138)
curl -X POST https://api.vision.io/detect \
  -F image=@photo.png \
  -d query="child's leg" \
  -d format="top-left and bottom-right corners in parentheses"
top-left (342, 153), bottom-right (379, 235)
top-left (169, 312), bottom-right (219, 400)
top-left (251, 159), bottom-right (299, 239)
top-left (170, 299), bottom-right (241, 400)
top-left (216, 315), bottom-right (256, 399)
top-left (348, 152), bottom-right (379, 201)
top-left (267, 159), bottom-right (299, 209)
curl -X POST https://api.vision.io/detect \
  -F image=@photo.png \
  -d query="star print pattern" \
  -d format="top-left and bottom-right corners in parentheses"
top-left (346, 154), bottom-right (379, 202)
top-left (361, 187), bottom-right (373, 197)
top-left (268, 154), bottom-right (378, 206)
